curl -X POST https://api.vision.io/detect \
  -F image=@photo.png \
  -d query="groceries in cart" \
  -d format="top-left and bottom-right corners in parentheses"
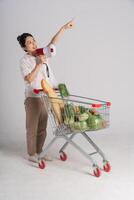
top-left (41, 79), bottom-right (108, 132)
top-left (62, 103), bottom-right (107, 132)
top-left (58, 83), bottom-right (107, 131)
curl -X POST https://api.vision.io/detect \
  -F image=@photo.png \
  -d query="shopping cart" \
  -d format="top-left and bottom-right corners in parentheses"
top-left (33, 88), bottom-right (111, 177)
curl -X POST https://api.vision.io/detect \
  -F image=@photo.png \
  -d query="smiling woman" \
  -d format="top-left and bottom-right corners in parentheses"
top-left (24, 37), bottom-right (37, 52)
top-left (17, 33), bottom-right (34, 51)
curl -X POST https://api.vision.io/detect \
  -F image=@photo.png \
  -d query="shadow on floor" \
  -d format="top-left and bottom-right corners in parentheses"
top-left (0, 132), bottom-right (26, 157)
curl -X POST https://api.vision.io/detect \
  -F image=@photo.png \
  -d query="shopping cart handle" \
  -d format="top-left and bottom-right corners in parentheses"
top-left (33, 89), bottom-right (43, 94)
top-left (33, 88), bottom-right (58, 94)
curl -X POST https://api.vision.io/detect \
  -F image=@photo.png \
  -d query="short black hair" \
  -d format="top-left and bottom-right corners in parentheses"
top-left (17, 33), bottom-right (33, 48)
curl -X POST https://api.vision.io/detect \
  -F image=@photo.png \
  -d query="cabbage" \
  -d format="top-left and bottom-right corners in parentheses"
top-left (87, 115), bottom-right (104, 130)
top-left (78, 113), bottom-right (89, 121)
top-left (80, 121), bottom-right (88, 131)
top-left (70, 121), bottom-right (88, 131)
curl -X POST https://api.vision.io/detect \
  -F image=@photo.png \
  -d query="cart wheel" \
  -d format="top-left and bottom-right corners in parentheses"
top-left (103, 162), bottom-right (111, 172)
top-left (93, 167), bottom-right (101, 177)
top-left (60, 151), bottom-right (67, 161)
top-left (39, 160), bottom-right (45, 169)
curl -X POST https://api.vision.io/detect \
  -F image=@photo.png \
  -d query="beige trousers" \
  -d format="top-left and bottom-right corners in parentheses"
top-left (24, 97), bottom-right (48, 156)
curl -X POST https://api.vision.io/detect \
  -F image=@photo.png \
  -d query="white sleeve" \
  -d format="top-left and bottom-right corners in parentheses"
top-left (20, 59), bottom-right (31, 78)
top-left (43, 44), bottom-right (56, 58)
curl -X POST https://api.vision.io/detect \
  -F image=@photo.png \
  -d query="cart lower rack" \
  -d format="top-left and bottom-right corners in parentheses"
top-left (34, 89), bottom-right (111, 177)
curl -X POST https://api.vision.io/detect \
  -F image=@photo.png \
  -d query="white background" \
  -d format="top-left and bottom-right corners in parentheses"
top-left (0, 0), bottom-right (134, 200)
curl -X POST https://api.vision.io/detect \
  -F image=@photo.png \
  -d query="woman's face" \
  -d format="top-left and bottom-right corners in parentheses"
top-left (24, 36), bottom-right (37, 54)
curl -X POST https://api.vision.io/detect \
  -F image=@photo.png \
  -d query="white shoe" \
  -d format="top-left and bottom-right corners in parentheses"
top-left (28, 153), bottom-right (39, 163)
top-left (38, 153), bottom-right (53, 161)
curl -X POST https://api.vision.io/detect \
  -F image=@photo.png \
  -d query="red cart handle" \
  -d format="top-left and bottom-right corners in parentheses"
top-left (33, 89), bottom-right (43, 94)
top-left (33, 88), bottom-right (58, 94)
top-left (91, 104), bottom-right (102, 108)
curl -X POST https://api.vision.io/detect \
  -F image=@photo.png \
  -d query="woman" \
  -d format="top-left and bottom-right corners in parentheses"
top-left (17, 20), bottom-right (74, 163)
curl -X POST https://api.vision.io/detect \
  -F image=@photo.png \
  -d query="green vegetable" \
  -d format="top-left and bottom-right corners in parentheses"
top-left (71, 121), bottom-right (88, 131)
top-left (72, 121), bottom-right (81, 130)
top-left (80, 121), bottom-right (88, 131)
top-left (63, 103), bottom-right (75, 125)
top-left (78, 113), bottom-right (89, 121)
top-left (87, 115), bottom-right (104, 130)
top-left (58, 83), bottom-right (69, 97)
top-left (78, 106), bottom-right (89, 114)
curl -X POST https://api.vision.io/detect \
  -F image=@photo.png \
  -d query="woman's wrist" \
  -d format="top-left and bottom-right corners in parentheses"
top-left (60, 26), bottom-right (66, 32)
top-left (35, 63), bottom-right (42, 69)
